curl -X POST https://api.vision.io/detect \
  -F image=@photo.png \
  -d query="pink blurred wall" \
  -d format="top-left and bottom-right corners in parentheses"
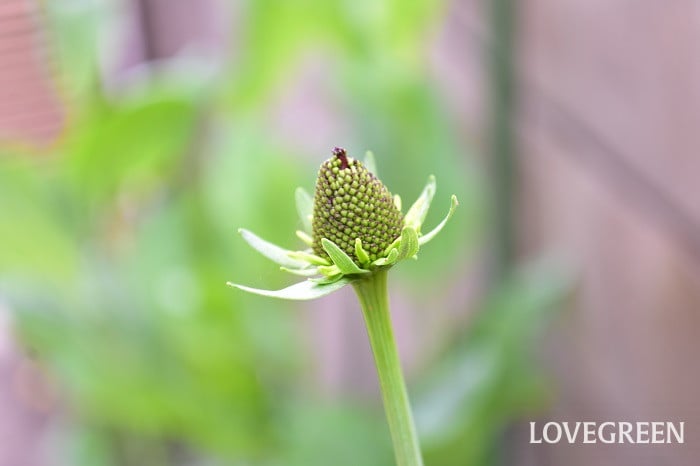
top-left (512, 1), bottom-right (700, 465)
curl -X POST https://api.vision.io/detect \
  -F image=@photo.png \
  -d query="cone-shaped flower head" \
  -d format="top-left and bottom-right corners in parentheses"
top-left (312, 148), bottom-right (403, 265)
top-left (228, 146), bottom-right (459, 300)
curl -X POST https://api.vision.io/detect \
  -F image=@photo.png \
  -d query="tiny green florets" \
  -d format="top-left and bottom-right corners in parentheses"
top-left (312, 148), bottom-right (403, 265)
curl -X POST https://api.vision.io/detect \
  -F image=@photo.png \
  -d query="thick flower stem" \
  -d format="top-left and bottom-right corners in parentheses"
top-left (352, 270), bottom-right (424, 466)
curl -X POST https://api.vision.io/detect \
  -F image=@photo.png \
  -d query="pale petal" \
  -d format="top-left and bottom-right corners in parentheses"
top-left (287, 251), bottom-right (331, 266)
top-left (296, 230), bottom-right (313, 247)
top-left (310, 273), bottom-right (344, 285)
top-left (405, 175), bottom-right (436, 232)
top-left (419, 195), bottom-right (459, 246)
top-left (295, 187), bottom-right (313, 233)
top-left (227, 277), bottom-right (352, 300)
top-left (364, 150), bottom-right (378, 176)
top-left (280, 266), bottom-right (319, 276)
top-left (318, 264), bottom-right (341, 277)
top-left (239, 228), bottom-right (309, 269)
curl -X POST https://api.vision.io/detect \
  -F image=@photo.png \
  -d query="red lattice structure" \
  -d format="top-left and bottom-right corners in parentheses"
top-left (0, 0), bottom-right (63, 146)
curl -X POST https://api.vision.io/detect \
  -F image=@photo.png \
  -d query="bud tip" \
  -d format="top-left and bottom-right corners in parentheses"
top-left (332, 147), bottom-right (349, 169)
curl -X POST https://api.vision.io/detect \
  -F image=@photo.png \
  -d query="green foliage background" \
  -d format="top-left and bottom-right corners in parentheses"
top-left (0, 1), bottom-right (568, 464)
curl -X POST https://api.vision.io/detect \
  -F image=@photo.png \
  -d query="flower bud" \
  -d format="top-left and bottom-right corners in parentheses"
top-left (312, 148), bottom-right (403, 265)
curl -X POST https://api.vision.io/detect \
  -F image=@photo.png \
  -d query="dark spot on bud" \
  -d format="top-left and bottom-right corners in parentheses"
top-left (333, 147), bottom-right (349, 169)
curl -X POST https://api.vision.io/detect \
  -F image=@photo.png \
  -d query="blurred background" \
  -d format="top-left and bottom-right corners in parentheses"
top-left (0, 0), bottom-right (698, 465)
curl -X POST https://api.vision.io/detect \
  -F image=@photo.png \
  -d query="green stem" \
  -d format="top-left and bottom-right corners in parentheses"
top-left (352, 270), bottom-right (424, 466)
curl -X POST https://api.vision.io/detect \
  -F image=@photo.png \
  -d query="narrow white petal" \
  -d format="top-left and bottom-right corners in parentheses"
top-left (239, 228), bottom-right (309, 269)
top-left (227, 278), bottom-right (352, 300)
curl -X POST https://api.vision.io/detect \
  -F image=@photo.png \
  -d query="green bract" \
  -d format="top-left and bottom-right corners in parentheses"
top-left (227, 148), bottom-right (458, 300)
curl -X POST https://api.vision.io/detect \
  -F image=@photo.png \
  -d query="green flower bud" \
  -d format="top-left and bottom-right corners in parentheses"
top-left (312, 147), bottom-right (403, 265)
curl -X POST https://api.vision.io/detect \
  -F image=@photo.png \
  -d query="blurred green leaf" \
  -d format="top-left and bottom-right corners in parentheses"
top-left (0, 157), bottom-right (78, 283)
top-left (0, 1), bottom-right (497, 465)
top-left (274, 402), bottom-right (393, 466)
top-left (414, 260), bottom-right (574, 465)
top-left (43, 0), bottom-right (104, 100)
top-left (65, 96), bottom-right (199, 208)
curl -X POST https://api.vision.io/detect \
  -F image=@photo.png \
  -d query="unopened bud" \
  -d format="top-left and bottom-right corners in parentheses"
top-left (312, 148), bottom-right (403, 265)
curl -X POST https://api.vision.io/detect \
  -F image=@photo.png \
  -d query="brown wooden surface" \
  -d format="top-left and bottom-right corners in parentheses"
top-left (512, 1), bottom-right (700, 464)
top-left (430, 1), bottom-right (700, 464)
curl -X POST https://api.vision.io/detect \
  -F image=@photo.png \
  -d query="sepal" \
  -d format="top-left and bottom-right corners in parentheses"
top-left (364, 151), bottom-right (377, 177)
top-left (396, 226), bottom-right (420, 261)
top-left (418, 195), bottom-right (459, 246)
top-left (239, 228), bottom-right (309, 269)
top-left (322, 238), bottom-right (370, 275)
top-left (405, 175), bottom-right (436, 232)
top-left (295, 187), bottom-right (313, 233)
top-left (227, 277), bottom-right (352, 300)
